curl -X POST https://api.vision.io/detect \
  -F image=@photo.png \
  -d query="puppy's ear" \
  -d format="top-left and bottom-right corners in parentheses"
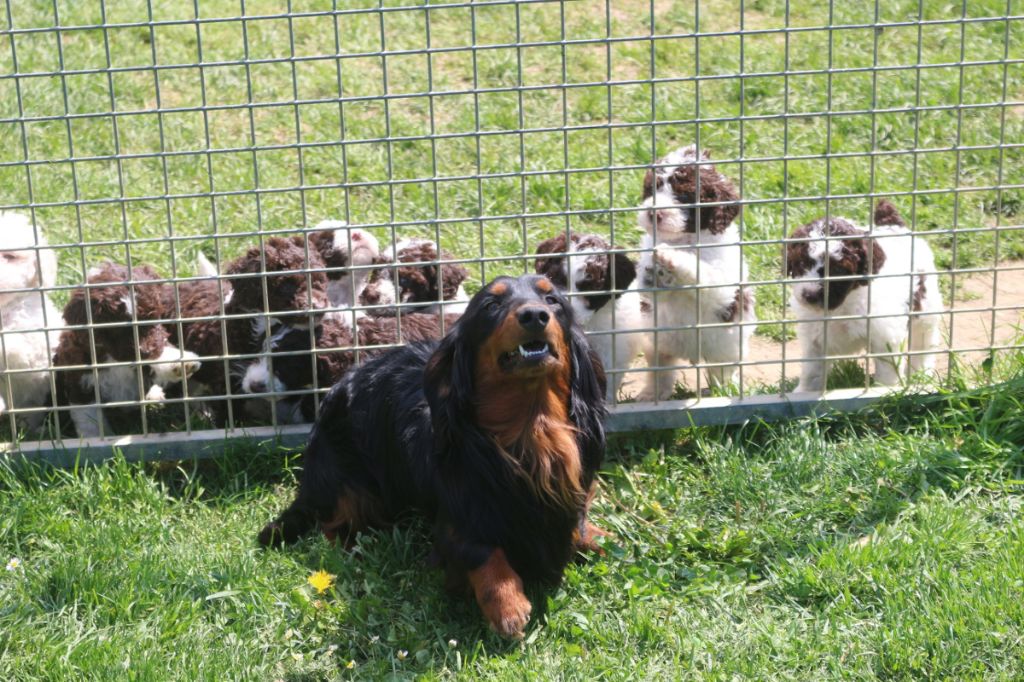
top-left (697, 167), bottom-right (740, 234)
top-left (533, 235), bottom-right (569, 288)
top-left (440, 251), bottom-right (469, 300)
top-left (869, 238), bottom-right (886, 275)
top-left (610, 250), bottom-right (637, 292)
top-left (423, 324), bottom-right (474, 446)
top-left (849, 238), bottom-right (886, 279)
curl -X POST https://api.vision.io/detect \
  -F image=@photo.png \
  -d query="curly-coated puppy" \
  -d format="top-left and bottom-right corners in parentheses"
top-left (257, 275), bottom-right (608, 639)
top-left (786, 200), bottom-right (944, 392)
top-left (636, 144), bottom-right (756, 397)
top-left (172, 236), bottom-right (328, 425)
top-left (0, 212), bottom-right (61, 431)
top-left (239, 311), bottom-right (460, 423)
top-left (360, 238), bottom-right (469, 315)
top-left (54, 263), bottom-right (201, 437)
top-left (534, 232), bottom-right (643, 400)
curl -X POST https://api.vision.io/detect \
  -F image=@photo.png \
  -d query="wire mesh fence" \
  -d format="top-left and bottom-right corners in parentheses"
top-left (0, 0), bottom-right (1022, 459)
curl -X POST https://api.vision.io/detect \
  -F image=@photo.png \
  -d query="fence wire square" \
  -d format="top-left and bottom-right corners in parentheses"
top-left (1, 0), bottom-right (1022, 457)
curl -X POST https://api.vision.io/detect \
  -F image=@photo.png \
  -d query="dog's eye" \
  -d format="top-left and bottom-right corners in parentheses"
top-left (1, 253), bottom-right (16, 261)
top-left (545, 294), bottom-right (560, 306)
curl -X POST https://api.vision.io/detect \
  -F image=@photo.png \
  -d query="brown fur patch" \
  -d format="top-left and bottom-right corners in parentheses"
top-left (320, 488), bottom-right (386, 545)
top-left (489, 281), bottom-right (508, 296)
top-left (535, 278), bottom-right (553, 293)
top-left (467, 548), bottom-right (532, 639)
top-left (873, 199), bottom-right (905, 227)
top-left (660, 162), bottom-right (740, 234)
top-left (912, 273), bottom-right (927, 312)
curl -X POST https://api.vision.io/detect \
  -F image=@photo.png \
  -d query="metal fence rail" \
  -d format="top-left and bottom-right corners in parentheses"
top-left (1, 0), bottom-right (1021, 461)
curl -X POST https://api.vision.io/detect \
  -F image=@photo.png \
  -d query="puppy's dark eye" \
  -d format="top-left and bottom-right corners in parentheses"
top-left (545, 294), bottom-right (560, 306)
top-left (482, 298), bottom-right (501, 312)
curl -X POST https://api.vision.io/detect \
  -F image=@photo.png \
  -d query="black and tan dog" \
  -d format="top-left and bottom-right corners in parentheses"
top-left (258, 274), bottom-right (608, 638)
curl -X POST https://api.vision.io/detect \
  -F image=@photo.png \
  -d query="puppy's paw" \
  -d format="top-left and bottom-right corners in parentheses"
top-left (178, 350), bottom-right (202, 379)
top-left (144, 384), bottom-right (166, 402)
top-left (151, 346), bottom-right (202, 384)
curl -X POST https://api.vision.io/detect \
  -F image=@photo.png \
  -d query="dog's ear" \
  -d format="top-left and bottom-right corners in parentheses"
top-left (533, 235), bottom-right (569, 289)
top-left (610, 250), bottom-right (637, 292)
top-left (696, 167), bottom-right (740, 234)
top-left (847, 237), bottom-right (886, 280)
top-left (423, 324), bottom-right (474, 446)
top-left (439, 253), bottom-right (469, 301)
top-left (568, 323), bottom-right (607, 474)
top-left (869, 238), bottom-right (886, 275)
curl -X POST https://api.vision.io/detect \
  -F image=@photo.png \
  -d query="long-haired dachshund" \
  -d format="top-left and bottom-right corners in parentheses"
top-left (258, 274), bottom-right (608, 638)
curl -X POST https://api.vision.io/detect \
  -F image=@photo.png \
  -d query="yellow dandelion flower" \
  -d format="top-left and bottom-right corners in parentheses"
top-left (346, 660), bottom-right (356, 670)
top-left (307, 570), bottom-right (335, 594)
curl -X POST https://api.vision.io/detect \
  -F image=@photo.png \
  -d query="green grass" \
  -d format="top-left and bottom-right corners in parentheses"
top-left (2, 0), bottom-right (1022, 330)
top-left (2, 369), bottom-right (1024, 679)
top-left (2, 7), bottom-right (1023, 674)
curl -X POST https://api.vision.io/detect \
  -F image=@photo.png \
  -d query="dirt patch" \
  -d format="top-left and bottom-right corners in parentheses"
top-left (618, 262), bottom-right (1024, 397)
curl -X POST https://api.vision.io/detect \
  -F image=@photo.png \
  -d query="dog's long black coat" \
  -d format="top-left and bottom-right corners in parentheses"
top-left (259, 275), bottom-right (606, 591)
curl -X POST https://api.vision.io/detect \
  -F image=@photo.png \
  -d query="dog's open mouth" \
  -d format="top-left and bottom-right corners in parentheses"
top-left (500, 338), bottom-right (555, 370)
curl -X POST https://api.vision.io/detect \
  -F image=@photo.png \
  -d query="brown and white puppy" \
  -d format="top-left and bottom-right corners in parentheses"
top-left (299, 221), bottom-right (383, 319)
top-left (54, 263), bottom-right (201, 437)
top-left (534, 233), bottom-right (643, 400)
top-left (786, 200), bottom-right (944, 392)
top-left (635, 144), bottom-right (756, 397)
top-left (172, 236), bottom-right (329, 425)
top-left (0, 212), bottom-right (61, 432)
top-left (361, 238), bottom-right (470, 316)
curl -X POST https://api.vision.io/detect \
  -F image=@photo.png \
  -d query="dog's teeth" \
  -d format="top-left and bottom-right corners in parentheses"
top-left (518, 343), bottom-right (549, 358)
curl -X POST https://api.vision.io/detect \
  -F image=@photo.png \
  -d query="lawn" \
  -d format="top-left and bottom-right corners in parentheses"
top-left (2, 2), bottom-right (1023, 678)
top-left (2, 366), bottom-right (1023, 679)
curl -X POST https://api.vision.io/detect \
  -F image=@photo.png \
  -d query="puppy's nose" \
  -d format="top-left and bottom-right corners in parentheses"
top-left (517, 306), bottom-right (550, 332)
top-left (248, 379), bottom-right (267, 394)
top-left (802, 289), bottom-right (823, 305)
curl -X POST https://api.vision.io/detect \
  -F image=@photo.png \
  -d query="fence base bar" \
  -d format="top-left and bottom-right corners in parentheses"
top-left (1, 388), bottom-right (894, 466)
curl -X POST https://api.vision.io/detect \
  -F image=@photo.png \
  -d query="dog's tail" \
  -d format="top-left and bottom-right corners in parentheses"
top-left (196, 251), bottom-right (219, 278)
top-left (873, 200), bottom-right (906, 227)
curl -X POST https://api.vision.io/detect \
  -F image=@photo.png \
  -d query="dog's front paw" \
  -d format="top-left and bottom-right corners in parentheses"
top-left (480, 583), bottom-right (532, 639)
top-left (574, 520), bottom-right (614, 556)
top-left (470, 549), bottom-right (533, 639)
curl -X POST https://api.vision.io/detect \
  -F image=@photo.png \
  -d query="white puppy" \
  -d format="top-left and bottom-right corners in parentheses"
top-left (635, 145), bottom-right (756, 398)
top-left (534, 232), bottom-right (644, 400)
top-left (0, 212), bottom-right (61, 431)
top-left (786, 200), bottom-right (944, 392)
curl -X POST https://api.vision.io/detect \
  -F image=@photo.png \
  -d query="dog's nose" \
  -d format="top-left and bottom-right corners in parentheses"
top-left (517, 306), bottom-right (550, 332)
top-left (802, 289), bottom-right (823, 305)
top-left (249, 379), bottom-right (267, 394)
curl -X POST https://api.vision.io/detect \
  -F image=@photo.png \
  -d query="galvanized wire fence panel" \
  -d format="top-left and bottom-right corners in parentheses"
top-left (0, 0), bottom-right (1022, 460)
